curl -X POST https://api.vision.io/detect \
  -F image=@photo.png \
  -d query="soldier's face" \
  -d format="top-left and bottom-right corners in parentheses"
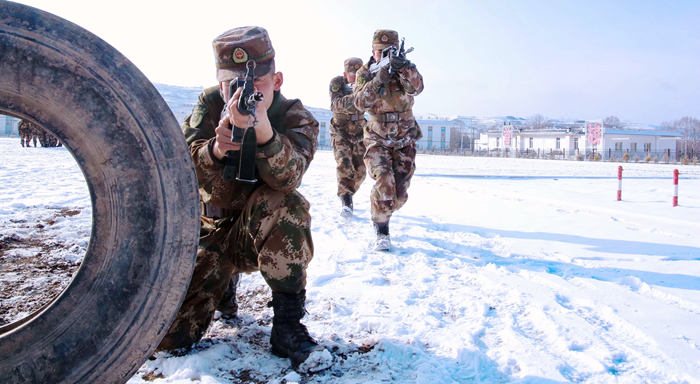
top-left (344, 72), bottom-right (356, 83)
top-left (221, 71), bottom-right (283, 110)
top-left (372, 49), bottom-right (382, 62)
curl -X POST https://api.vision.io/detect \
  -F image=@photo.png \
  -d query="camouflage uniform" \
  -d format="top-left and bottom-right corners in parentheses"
top-left (157, 29), bottom-right (319, 352)
top-left (32, 125), bottom-right (46, 147)
top-left (329, 57), bottom-right (367, 200)
top-left (353, 30), bottom-right (423, 225)
top-left (17, 120), bottom-right (36, 147)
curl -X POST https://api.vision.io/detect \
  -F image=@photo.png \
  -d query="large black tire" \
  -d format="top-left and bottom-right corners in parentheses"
top-left (0, 2), bottom-right (200, 383)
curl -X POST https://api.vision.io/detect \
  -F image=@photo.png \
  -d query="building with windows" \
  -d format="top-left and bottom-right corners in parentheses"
top-left (415, 117), bottom-right (453, 150)
top-left (0, 114), bottom-right (19, 137)
top-left (476, 122), bottom-right (682, 160)
top-left (307, 108), bottom-right (453, 151)
top-left (307, 107), bottom-right (333, 150)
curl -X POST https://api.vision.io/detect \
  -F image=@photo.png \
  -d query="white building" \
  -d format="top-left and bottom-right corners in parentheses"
top-left (0, 114), bottom-right (20, 137)
top-left (476, 122), bottom-right (682, 160)
top-left (308, 108), bottom-right (453, 151)
top-left (307, 107), bottom-right (333, 150)
top-left (414, 117), bottom-right (453, 150)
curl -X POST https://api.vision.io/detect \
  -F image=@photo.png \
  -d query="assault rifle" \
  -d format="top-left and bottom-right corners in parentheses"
top-left (222, 60), bottom-right (263, 183)
top-left (369, 37), bottom-right (414, 75)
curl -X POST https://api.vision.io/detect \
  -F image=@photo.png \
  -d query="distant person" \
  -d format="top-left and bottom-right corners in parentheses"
top-left (353, 29), bottom-right (424, 251)
top-left (156, 26), bottom-right (330, 372)
top-left (328, 57), bottom-right (367, 217)
top-left (32, 124), bottom-right (47, 147)
top-left (18, 119), bottom-right (36, 147)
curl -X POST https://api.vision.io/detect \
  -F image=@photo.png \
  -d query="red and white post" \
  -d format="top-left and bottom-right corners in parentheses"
top-left (673, 169), bottom-right (679, 207)
top-left (617, 166), bottom-right (623, 201)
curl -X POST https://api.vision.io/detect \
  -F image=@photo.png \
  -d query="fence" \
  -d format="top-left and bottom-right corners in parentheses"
top-left (454, 148), bottom-right (697, 163)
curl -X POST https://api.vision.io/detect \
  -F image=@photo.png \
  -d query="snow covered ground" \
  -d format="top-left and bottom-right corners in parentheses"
top-left (1, 137), bottom-right (699, 383)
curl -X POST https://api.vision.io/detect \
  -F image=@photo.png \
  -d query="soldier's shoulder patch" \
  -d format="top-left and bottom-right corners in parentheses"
top-left (331, 83), bottom-right (341, 93)
top-left (190, 104), bottom-right (208, 128)
top-left (356, 75), bottom-right (367, 87)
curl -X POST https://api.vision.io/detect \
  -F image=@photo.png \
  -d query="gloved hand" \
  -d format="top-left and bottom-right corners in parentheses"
top-left (390, 55), bottom-right (409, 71)
top-left (374, 65), bottom-right (392, 85)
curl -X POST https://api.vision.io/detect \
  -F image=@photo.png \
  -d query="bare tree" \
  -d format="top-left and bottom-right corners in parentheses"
top-left (528, 114), bottom-right (548, 129)
top-left (603, 115), bottom-right (623, 128)
top-left (669, 117), bottom-right (700, 155)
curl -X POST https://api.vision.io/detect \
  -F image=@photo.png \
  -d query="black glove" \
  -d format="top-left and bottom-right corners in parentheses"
top-left (374, 65), bottom-right (392, 85)
top-left (390, 55), bottom-right (409, 71)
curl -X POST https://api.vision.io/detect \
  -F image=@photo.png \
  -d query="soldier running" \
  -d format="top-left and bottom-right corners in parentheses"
top-left (156, 26), bottom-right (330, 373)
top-left (329, 57), bottom-right (367, 217)
top-left (18, 120), bottom-right (34, 147)
top-left (353, 29), bottom-right (424, 251)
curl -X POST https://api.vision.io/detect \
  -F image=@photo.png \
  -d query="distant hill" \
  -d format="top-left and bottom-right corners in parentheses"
top-left (153, 83), bottom-right (657, 130)
top-left (153, 83), bottom-right (205, 124)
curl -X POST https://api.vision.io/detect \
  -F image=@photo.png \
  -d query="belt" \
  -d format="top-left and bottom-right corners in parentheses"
top-left (368, 110), bottom-right (414, 122)
top-left (333, 113), bottom-right (363, 122)
top-left (201, 202), bottom-right (233, 220)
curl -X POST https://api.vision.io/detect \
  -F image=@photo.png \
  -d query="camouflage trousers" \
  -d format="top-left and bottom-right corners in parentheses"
top-left (18, 122), bottom-right (36, 147)
top-left (332, 133), bottom-right (367, 197)
top-left (364, 140), bottom-right (416, 223)
top-left (19, 132), bottom-right (36, 147)
top-left (157, 185), bottom-right (314, 352)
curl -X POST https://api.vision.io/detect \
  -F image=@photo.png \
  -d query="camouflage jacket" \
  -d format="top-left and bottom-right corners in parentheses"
top-left (182, 86), bottom-right (319, 211)
top-left (17, 120), bottom-right (33, 135)
top-left (353, 58), bottom-right (424, 145)
top-left (329, 75), bottom-right (365, 137)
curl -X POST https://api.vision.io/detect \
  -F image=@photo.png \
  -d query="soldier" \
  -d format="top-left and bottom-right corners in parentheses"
top-left (32, 124), bottom-right (46, 147)
top-left (156, 26), bottom-right (330, 373)
top-left (17, 120), bottom-right (35, 147)
top-left (329, 57), bottom-right (367, 217)
top-left (353, 29), bottom-right (424, 251)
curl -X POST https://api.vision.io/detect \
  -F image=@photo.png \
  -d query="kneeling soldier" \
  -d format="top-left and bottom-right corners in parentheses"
top-left (157, 26), bottom-right (330, 373)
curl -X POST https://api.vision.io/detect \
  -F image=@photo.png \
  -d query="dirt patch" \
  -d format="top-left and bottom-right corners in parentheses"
top-left (0, 211), bottom-right (83, 326)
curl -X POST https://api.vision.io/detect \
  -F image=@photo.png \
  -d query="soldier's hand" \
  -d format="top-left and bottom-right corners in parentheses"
top-left (212, 116), bottom-right (242, 160)
top-left (374, 65), bottom-right (392, 85)
top-left (227, 85), bottom-right (274, 146)
top-left (390, 55), bottom-right (409, 71)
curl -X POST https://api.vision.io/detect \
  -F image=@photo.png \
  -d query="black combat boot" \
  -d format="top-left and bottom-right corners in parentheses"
top-left (373, 221), bottom-right (391, 251)
top-left (270, 290), bottom-right (330, 372)
top-left (339, 194), bottom-right (353, 218)
top-left (217, 274), bottom-right (240, 319)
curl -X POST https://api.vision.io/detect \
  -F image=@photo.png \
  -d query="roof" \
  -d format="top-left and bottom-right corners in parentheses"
top-left (604, 129), bottom-right (683, 137)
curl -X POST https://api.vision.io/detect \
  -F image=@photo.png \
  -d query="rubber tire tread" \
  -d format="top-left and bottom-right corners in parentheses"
top-left (0, 3), bottom-right (200, 383)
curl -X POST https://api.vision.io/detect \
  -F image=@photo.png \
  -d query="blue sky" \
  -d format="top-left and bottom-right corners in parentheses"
top-left (12, 0), bottom-right (700, 125)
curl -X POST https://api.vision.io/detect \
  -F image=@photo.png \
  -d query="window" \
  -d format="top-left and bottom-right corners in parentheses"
top-left (630, 142), bottom-right (637, 152)
top-left (644, 143), bottom-right (651, 152)
top-left (4, 117), bottom-right (14, 135)
top-left (574, 138), bottom-right (579, 150)
top-left (320, 122), bottom-right (326, 128)
top-left (615, 142), bottom-right (622, 151)
top-left (556, 138), bottom-right (561, 149)
top-left (529, 137), bottom-right (533, 149)
top-left (496, 137), bottom-right (500, 147)
top-left (427, 126), bottom-right (433, 148)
